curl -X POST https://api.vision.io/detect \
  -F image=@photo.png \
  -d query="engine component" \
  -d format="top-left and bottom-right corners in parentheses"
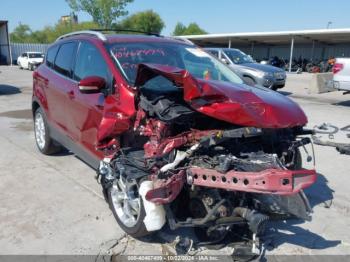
top-left (139, 180), bottom-right (166, 231)
top-left (160, 143), bottom-right (199, 172)
top-left (145, 170), bottom-right (186, 205)
top-left (233, 207), bottom-right (269, 235)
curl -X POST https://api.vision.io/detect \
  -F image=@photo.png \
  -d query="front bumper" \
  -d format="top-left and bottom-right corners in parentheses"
top-left (333, 80), bottom-right (350, 92)
top-left (261, 76), bottom-right (286, 88)
top-left (188, 167), bottom-right (316, 195)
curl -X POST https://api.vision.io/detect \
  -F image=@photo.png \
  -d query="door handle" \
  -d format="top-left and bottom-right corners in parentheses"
top-left (67, 90), bottom-right (75, 100)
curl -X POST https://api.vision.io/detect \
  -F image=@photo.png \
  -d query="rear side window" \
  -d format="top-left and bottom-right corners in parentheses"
top-left (54, 42), bottom-right (77, 78)
top-left (46, 45), bottom-right (59, 68)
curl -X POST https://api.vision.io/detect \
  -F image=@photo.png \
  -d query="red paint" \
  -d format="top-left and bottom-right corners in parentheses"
top-left (145, 170), bottom-right (186, 205)
top-left (134, 63), bottom-right (308, 129)
top-left (189, 167), bottom-right (317, 195)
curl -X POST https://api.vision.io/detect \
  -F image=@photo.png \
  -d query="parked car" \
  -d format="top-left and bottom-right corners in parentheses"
top-left (205, 48), bottom-right (286, 90)
top-left (17, 52), bottom-right (44, 70)
top-left (32, 31), bottom-right (316, 243)
top-left (332, 58), bottom-right (350, 93)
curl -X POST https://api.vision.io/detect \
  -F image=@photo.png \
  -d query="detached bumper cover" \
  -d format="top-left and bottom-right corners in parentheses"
top-left (188, 167), bottom-right (317, 195)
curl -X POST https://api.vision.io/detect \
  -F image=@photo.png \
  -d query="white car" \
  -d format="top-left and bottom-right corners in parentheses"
top-left (17, 52), bottom-right (44, 71)
top-left (332, 57), bottom-right (350, 93)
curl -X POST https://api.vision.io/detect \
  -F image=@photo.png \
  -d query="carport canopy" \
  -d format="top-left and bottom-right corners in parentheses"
top-left (181, 28), bottom-right (350, 72)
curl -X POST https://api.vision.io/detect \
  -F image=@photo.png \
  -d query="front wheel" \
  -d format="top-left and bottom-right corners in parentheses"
top-left (34, 108), bottom-right (61, 155)
top-left (243, 76), bottom-right (256, 86)
top-left (107, 178), bottom-right (150, 238)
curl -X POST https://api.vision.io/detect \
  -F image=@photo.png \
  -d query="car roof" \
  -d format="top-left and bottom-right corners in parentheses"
top-left (106, 34), bottom-right (192, 44)
top-left (205, 47), bottom-right (239, 51)
top-left (56, 32), bottom-right (195, 46)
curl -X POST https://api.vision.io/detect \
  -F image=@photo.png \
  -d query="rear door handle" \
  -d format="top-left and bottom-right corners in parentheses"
top-left (67, 90), bottom-right (75, 100)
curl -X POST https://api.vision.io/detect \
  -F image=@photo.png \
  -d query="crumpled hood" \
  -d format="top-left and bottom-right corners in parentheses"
top-left (134, 63), bottom-right (307, 128)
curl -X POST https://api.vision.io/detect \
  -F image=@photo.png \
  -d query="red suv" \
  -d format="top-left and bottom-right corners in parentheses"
top-left (32, 31), bottom-right (316, 245)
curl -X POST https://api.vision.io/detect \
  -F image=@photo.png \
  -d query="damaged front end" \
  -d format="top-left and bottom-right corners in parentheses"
top-left (97, 63), bottom-right (316, 248)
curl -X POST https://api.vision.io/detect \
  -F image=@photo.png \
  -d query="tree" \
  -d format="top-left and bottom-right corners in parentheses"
top-left (117, 10), bottom-right (165, 34)
top-left (173, 22), bottom-right (186, 36)
top-left (66, 0), bottom-right (133, 28)
top-left (172, 22), bottom-right (207, 36)
top-left (10, 23), bottom-right (32, 43)
top-left (10, 21), bottom-right (100, 44)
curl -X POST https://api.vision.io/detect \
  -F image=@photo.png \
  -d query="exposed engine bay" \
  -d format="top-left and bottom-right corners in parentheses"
top-left (96, 63), bottom-right (317, 254)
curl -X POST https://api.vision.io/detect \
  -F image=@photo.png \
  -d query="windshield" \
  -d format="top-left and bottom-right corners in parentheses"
top-left (28, 53), bottom-right (43, 58)
top-left (109, 42), bottom-right (243, 85)
top-left (224, 49), bottom-right (254, 64)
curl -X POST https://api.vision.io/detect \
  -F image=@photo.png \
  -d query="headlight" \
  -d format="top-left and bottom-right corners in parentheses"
top-left (264, 72), bottom-right (274, 78)
top-left (249, 70), bottom-right (265, 78)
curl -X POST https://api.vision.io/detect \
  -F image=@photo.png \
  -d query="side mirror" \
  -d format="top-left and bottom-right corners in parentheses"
top-left (79, 76), bottom-right (105, 94)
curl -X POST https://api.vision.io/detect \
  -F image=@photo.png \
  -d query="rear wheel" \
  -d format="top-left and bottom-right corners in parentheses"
top-left (107, 177), bottom-right (150, 238)
top-left (34, 108), bottom-right (61, 155)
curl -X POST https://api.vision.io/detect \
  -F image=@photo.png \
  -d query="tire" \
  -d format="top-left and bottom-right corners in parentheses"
top-left (29, 63), bottom-right (33, 71)
top-left (34, 107), bottom-right (61, 155)
top-left (107, 180), bottom-right (150, 238)
top-left (243, 76), bottom-right (256, 86)
top-left (271, 86), bottom-right (279, 91)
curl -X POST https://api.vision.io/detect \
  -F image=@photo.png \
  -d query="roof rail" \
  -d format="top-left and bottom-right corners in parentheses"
top-left (56, 30), bottom-right (107, 42)
top-left (170, 36), bottom-right (195, 45)
top-left (90, 28), bottom-right (161, 37)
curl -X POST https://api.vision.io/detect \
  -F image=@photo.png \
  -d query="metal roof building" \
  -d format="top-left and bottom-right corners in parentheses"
top-left (182, 29), bottom-right (350, 71)
top-left (0, 20), bottom-right (11, 65)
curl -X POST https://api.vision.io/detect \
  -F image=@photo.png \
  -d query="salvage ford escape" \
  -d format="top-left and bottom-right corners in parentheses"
top-left (32, 30), bottom-right (316, 245)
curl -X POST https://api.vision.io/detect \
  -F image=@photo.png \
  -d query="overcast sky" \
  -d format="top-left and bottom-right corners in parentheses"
top-left (2, 0), bottom-right (350, 35)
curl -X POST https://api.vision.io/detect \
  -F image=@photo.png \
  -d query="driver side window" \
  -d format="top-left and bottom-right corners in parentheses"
top-left (74, 41), bottom-right (111, 83)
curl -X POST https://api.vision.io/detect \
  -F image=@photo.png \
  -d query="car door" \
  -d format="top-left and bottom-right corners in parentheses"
top-left (65, 41), bottom-right (112, 162)
top-left (45, 42), bottom-right (78, 135)
top-left (21, 53), bottom-right (29, 68)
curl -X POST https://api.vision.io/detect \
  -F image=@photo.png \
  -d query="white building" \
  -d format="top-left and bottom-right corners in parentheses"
top-left (183, 28), bottom-right (350, 71)
top-left (0, 20), bottom-right (11, 65)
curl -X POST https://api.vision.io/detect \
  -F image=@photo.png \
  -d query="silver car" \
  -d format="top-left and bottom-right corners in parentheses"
top-left (205, 48), bottom-right (286, 90)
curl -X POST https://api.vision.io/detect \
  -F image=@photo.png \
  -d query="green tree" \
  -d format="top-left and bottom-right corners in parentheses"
top-left (10, 23), bottom-right (32, 42)
top-left (173, 22), bottom-right (186, 36)
top-left (117, 10), bottom-right (165, 34)
top-left (10, 21), bottom-right (100, 44)
top-left (172, 22), bottom-right (207, 36)
top-left (66, 0), bottom-right (133, 28)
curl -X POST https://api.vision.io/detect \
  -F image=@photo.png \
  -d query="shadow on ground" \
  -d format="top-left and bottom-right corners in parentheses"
top-left (278, 90), bottom-right (293, 96)
top-left (260, 172), bottom-right (339, 255)
top-left (261, 219), bottom-right (341, 252)
top-left (332, 100), bottom-right (350, 107)
top-left (305, 173), bottom-right (334, 208)
top-left (0, 85), bottom-right (21, 95)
